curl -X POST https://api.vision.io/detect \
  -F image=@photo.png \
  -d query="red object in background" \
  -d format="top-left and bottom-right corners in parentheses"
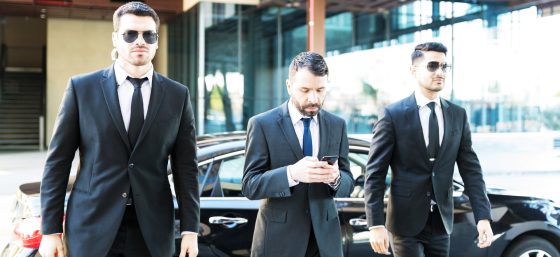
top-left (34, 0), bottom-right (73, 7)
top-left (11, 215), bottom-right (65, 249)
top-left (12, 217), bottom-right (43, 249)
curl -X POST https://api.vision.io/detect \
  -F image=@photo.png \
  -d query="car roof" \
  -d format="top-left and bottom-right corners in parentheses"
top-left (196, 131), bottom-right (370, 162)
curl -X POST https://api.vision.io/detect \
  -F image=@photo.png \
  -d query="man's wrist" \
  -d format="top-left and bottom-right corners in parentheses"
top-left (181, 231), bottom-right (198, 236)
top-left (328, 172), bottom-right (341, 187)
top-left (43, 233), bottom-right (62, 236)
top-left (368, 225), bottom-right (385, 231)
top-left (287, 165), bottom-right (299, 186)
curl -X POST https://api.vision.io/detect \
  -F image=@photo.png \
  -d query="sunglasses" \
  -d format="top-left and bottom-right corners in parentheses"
top-left (424, 61), bottom-right (450, 73)
top-left (121, 30), bottom-right (158, 44)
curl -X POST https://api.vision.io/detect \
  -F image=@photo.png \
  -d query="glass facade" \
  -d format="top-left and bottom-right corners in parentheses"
top-left (169, 3), bottom-right (309, 134)
top-left (168, 1), bottom-right (560, 136)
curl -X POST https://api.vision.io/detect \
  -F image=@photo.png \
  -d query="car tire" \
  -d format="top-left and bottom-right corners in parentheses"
top-left (503, 236), bottom-right (560, 257)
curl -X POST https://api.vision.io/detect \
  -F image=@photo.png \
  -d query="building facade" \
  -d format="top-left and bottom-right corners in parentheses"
top-left (1, 0), bottom-right (559, 149)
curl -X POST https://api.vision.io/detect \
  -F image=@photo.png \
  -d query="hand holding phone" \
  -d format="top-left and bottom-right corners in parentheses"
top-left (320, 155), bottom-right (338, 165)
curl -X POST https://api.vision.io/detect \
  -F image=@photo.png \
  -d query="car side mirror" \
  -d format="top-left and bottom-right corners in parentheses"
top-left (355, 175), bottom-right (365, 186)
top-left (350, 175), bottom-right (365, 198)
top-left (453, 184), bottom-right (464, 198)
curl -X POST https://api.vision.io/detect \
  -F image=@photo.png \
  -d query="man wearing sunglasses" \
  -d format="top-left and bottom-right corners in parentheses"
top-left (39, 2), bottom-right (199, 257)
top-left (364, 42), bottom-right (494, 257)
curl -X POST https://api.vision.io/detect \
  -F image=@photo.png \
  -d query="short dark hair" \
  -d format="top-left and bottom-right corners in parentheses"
top-left (411, 42), bottom-right (447, 64)
top-left (113, 1), bottom-right (160, 32)
top-left (288, 52), bottom-right (329, 79)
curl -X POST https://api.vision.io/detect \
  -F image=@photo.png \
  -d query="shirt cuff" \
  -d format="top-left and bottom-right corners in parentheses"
top-left (287, 165), bottom-right (299, 187)
top-left (368, 225), bottom-right (385, 231)
top-left (328, 172), bottom-right (341, 189)
top-left (181, 231), bottom-right (198, 236)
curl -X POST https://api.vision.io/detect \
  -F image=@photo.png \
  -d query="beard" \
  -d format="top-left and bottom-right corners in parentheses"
top-left (293, 99), bottom-right (323, 117)
top-left (129, 53), bottom-right (152, 66)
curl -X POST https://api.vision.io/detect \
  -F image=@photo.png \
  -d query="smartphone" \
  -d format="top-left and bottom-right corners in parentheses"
top-left (320, 155), bottom-right (338, 165)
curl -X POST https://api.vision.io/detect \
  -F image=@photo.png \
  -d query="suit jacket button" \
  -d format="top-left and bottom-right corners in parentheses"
top-left (128, 163), bottom-right (134, 169)
top-left (122, 192), bottom-right (128, 198)
top-left (427, 192), bottom-right (431, 197)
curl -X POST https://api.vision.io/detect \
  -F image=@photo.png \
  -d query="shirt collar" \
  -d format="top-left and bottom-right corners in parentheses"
top-left (414, 90), bottom-right (441, 108)
top-left (288, 99), bottom-right (318, 126)
top-left (114, 60), bottom-right (154, 87)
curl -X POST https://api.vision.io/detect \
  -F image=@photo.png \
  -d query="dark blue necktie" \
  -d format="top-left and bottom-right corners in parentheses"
top-left (302, 118), bottom-right (312, 157)
top-left (427, 102), bottom-right (440, 160)
top-left (127, 76), bottom-right (147, 147)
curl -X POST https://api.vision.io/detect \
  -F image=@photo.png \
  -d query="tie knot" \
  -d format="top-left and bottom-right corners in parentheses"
top-left (301, 117), bottom-right (312, 128)
top-left (427, 101), bottom-right (436, 112)
top-left (127, 77), bottom-right (148, 89)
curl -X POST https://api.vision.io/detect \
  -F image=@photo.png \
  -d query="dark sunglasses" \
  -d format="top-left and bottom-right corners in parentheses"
top-left (121, 30), bottom-right (158, 44)
top-left (425, 61), bottom-right (450, 72)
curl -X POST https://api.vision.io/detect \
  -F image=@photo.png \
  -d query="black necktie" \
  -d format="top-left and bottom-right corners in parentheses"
top-left (302, 118), bottom-right (312, 157)
top-left (427, 102), bottom-right (440, 161)
top-left (127, 77), bottom-right (147, 147)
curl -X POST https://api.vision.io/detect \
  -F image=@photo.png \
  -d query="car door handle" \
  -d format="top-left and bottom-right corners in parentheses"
top-left (349, 218), bottom-right (367, 227)
top-left (209, 216), bottom-right (248, 229)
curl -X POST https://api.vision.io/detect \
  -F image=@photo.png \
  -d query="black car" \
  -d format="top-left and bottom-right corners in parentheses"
top-left (3, 132), bottom-right (560, 257)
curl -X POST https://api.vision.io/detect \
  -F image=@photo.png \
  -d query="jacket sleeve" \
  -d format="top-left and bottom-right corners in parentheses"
top-left (332, 121), bottom-right (354, 197)
top-left (41, 78), bottom-right (80, 234)
top-left (364, 107), bottom-right (395, 227)
top-left (456, 109), bottom-right (492, 223)
top-left (170, 88), bottom-right (200, 233)
top-left (241, 117), bottom-right (292, 200)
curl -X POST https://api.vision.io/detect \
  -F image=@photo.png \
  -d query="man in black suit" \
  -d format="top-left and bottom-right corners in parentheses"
top-left (242, 52), bottom-right (353, 257)
top-left (39, 2), bottom-right (199, 257)
top-left (364, 42), bottom-right (493, 257)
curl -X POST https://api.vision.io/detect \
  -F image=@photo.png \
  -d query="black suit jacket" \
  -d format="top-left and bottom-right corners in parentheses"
top-left (364, 93), bottom-right (491, 236)
top-left (241, 102), bottom-right (353, 257)
top-left (40, 65), bottom-right (200, 257)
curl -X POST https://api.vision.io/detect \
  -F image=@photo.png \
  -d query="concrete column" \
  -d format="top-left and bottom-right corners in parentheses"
top-left (307, 0), bottom-right (325, 55)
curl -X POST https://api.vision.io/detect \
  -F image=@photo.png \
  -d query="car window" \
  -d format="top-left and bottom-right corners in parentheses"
top-left (210, 148), bottom-right (374, 198)
top-left (218, 154), bottom-right (245, 197)
top-left (199, 162), bottom-right (218, 197)
top-left (198, 161), bottom-right (222, 197)
top-left (347, 151), bottom-right (392, 198)
top-left (348, 152), bottom-right (368, 179)
top-left (170, 161), bottom-right (216, 197)
top-left (348, 152), bottom-right (368, 198)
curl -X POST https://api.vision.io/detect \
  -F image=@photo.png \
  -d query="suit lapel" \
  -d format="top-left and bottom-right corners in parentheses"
top-left (404, 94), bottom-right (429, 158)
top-left (277, 102), bottom-right (305, 160)
top-left (100, 65), bottom-right (131, 151)
top-left (317, 110), bottom-right (328, 158)
top-left (133, 72), bottom-right (166, 150)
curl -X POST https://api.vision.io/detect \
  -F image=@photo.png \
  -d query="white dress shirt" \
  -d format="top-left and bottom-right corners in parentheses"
top-left (286, 99), bottom-right (320, 187)
top-left (114, 61), bottom-right (153, 131)
top-left (414, 90), bottom-right (444, 147)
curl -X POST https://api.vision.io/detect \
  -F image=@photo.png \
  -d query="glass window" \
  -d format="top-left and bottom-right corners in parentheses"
top-left (348, 152), bottom-right (367, 180)
top-left (348, 151), bottom-right (367, 198)
top-left (199, 162), bottom-right (218, 197)
top-left (219, 155), bottom-right (245, 197)
top-left (348, 151), bottom-right (392, 199)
